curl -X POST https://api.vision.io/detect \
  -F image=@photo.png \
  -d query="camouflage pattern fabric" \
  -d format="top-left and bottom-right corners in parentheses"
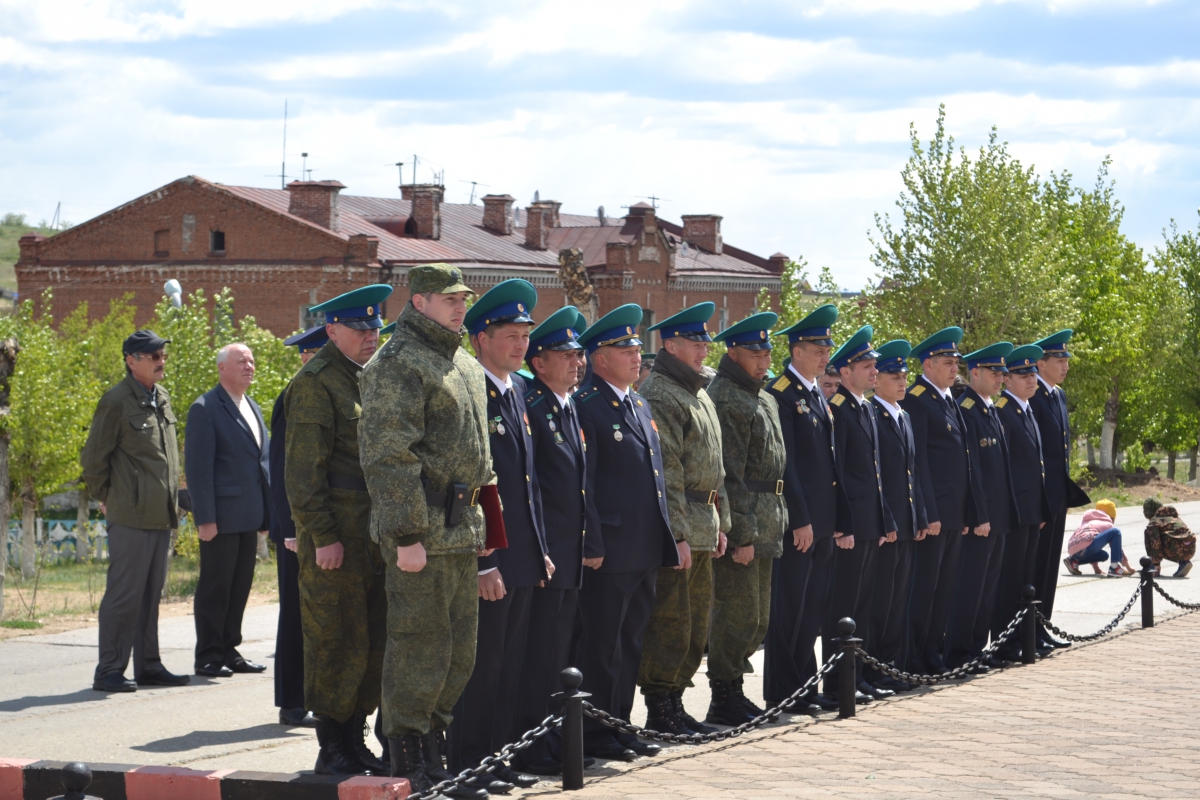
top-left (639, 350), bottom-right (731, 551)
top-left (283, 341), bottom-right (384, 722)
top-left (359, 301), bottom-right (495, 554)
top-left (638, 550), bottom-right (713, 695)
top-left (359, 302), bottom-right (494, 739)
top-left (1145, 506), bottom-right (1197, 565)
top-left (381, 552), bottom-right (478, 738)
top-left (707, 354), bottom-right (787, 558)
top-left (707, 555), bottom-right (773, 681)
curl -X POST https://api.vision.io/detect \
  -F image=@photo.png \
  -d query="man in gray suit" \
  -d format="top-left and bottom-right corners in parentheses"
top-left (185, 343), bottom-right (271, 677)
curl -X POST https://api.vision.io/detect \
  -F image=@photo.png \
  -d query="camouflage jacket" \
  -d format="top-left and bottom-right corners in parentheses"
top-left (1146, 506), bottom-right (1195, 541)
top-left (283, 341), bottom-right (371, 549)
top-left (640, 350), bottom-right (730, 551)
top-left (359, 302), bottom-right (495, 555)
top-left (708, 354), bottom-right (787, 557)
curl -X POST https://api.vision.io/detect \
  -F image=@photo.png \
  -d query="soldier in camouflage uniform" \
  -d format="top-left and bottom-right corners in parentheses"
top-left (706, 313), bottom-right (788, 726)
top-left (359, 264), bottom-right (496, 798)
top-left (1144, 498), bottom-right (1196, 578)
top-left (284, 285), bottom-right (393, 777)
top-left (636, 303), bottom-right (730, 736)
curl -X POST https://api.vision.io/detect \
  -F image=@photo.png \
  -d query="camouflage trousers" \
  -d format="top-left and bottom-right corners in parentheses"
top-left (382, 552), bottom-right (478, 739)
top-left (708, 554), bottom-right (773, 682)
top-left (637, 550), bottom-right (714, 696)
top-left (1146, 530), bottom-right (1197, 565)
top-left (297, 534), bottom-right (386, 723)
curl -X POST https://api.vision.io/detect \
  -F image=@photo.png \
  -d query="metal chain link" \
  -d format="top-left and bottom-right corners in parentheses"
top-left (855, 606), bottom-right (1027, 686)
top-left (582, 651), bottom-right (845, 745)
top-left (1153, 581), bottom-right (1200, 611)
top-left (1035, 580), bottom-right (1143, 642)
top-left (408, 713), bottom-right (562, 800)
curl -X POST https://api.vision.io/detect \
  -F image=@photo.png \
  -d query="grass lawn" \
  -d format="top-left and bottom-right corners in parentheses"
top-left (0, 217), bottom-right (60, 292)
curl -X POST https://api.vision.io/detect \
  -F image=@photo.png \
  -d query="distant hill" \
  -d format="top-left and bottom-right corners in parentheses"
top-left (0, 213), bottom-right (67, 293)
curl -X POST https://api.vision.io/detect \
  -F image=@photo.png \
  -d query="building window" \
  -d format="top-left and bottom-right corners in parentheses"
top-left (210, 230), bottom-right (226, 254)
top-left (300, 305), bottom-right (323, 331)
top-left (639, 309), bottom-right (656, 352)
top-left (719, 307), bottom-right (729, 333)
top-left (154, 229), bottom-right (169, 258)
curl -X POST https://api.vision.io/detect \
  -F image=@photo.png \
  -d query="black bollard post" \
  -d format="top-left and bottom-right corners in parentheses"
top-left (51, 762), bottom-right (96, 800)
top-left (1021, 585), bottom-right (1040, 665)
top-left (835, 617), bottom-right (861, 720)
top-left (556, 668), bottom-right (589, 791)
top-left (1140, 556), bottom-right (1155, 629)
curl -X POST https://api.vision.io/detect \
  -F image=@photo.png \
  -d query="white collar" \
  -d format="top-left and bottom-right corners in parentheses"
top-left (874, 395), bottom-right (903, 420)
top-left (482, 366), bottom-right (512, 395)
top-left (1005, 390), bottom-right (1031, 412)
top-left (787, 363), bottom-right (818, 393)
top-left (554, 391), bottom-right (570, 408)
top-left (969, 388), bottom-right (994, 407)
top-left (604, 380), bottom-right (630, 403)
top-left (848, 389), bottom-right (866, 406)
top-left (1037, 374), bottom-right (1057, 394)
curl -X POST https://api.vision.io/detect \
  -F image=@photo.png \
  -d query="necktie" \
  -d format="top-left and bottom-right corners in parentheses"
top-left (811, 385), bottom-right (824, 412)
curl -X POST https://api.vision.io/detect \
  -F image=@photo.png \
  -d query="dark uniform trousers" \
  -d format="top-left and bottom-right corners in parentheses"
top-left (763, 369), bottom-right (842, 705)
top-left (574, 377), bottom-right (678, 751)
top-left (450, 375), bottom-right (548, 768)
top-left (902, 378), bottom-right (974, 673)
top-left (823, 388), bottom-right (892, 691)
top-left (993, 523), bottom-right (1039, 654)
top-left (946, 390), bottom-right (1011, 669)
top-left (194, 531), bottom-right (259, 670)
top-left (511, 586), bottom-right (579, 765)
top-left (867, 539), bottom-right (912, 678)
top-left (708, 555), bottom-right (772, 682)
top-left (267, 391), bottom-right (304, 710)
top-left (639, 551), bottom-right (713, 694)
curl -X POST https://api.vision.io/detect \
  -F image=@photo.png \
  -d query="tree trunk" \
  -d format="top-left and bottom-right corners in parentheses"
top-left (19, 479), bottom-right (35, 580)
top-left (1086, 439), bottom-right (1097, 468)
top-left (1098, 384), bottom-right (1119, 470)
top-left (1190, 446), bottom-right (1198, 482)
top-left (1167, 451), bottom-right (1177, 481)
top-left (75, 486), bottom-right (90, 563)
top-left (0, 338), bottom-right (15, 619)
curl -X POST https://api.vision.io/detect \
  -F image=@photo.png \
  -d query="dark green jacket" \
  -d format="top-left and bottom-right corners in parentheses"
top-left (639, 350), bottom-right (730, 551)
top-left (80, 374), bottom-right (180, 530)
top-left (283, 342), bottom-right (371, 549)
top-left (360, 302), bottom-right (495, 555)
top-left (708, 354), bottom-right (787, 557)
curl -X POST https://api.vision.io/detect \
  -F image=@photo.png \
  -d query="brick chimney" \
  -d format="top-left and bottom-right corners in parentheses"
top-left (347, 234), bottom-right (379, 263)
top-left (769, 252), bottom-right (789, 274)
top-left (482, 194), bottom-right (515, 235)
top-left (17, 232), bottom-right (45, 262)
top-left (403, 184), bottom-right (443, 239)
top-left (525, 202), bottom-right (556, 250)
top-left (287, 181), bottom-right (345, 231)
top-left (681, 214), bottom-right (723, 254)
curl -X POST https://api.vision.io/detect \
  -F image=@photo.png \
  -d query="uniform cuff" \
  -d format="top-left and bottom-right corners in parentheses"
top-left (394, 532), bottom-right (423, 548)
top-left (311, 532), bottom-right (341, 549)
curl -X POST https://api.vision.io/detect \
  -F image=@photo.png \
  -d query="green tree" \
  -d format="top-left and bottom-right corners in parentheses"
top-left (869, 105), bottom-right (1077, 355)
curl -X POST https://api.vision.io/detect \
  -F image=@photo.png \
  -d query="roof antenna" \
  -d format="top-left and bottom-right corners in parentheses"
top-left (301, 152), bottom-right (308, 182)
top-left (279, 100), bottom-right (288, 189)
top-left (460, 180), bottom-right (490, 204)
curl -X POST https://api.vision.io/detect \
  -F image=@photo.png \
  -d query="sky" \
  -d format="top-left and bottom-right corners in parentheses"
top-left (2, 0), bottom-right (1198, 289)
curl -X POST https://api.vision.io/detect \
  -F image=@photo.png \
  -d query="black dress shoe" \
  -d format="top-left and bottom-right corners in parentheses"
top-left (968, 662), bottom-right (991, 675)
top-left (494, 764), bottom-right (539, 788)
top-left (279, 707), bottom-right (317, 727)
top-left (465, 774), bottom-right (514, 794)
top-left (984, 655), bottom-right (1013, 668)
top-left (1035, 645), bottom-right (1053, 659)
top-left (875, 676), bottom-right (913, 692)
top-left (228, 659), bottom-right (267, 673)
top-left (514, 757), bottom-right (562, 776)
top-left (196, 662), bottom-right (233, 677)
top-left (806, 692), bottom-right (841, 711)
top-left (619, 736), bottom-right (660, 757)
top-left (1044, 636), bottom-right (1072, 649)
top-left (137, 668), bottom-right (191, 687)
top-left (587, 742), bottom-right (638, 762)
top-left (858, 681), bottom-right (894, 700)
top-left (93, 672), bottom-right (137, 693)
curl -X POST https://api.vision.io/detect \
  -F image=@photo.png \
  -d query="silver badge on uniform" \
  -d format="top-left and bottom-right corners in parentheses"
top-left (614, 430), bottom-right (623, 442)
top-left (549, 420), bottom-right (556, 432)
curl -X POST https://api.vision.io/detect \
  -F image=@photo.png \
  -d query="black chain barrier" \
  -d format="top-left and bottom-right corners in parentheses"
top-left (1153, 581), bottom-right (1200, 611)
top-left (1036, 581), bottom-right (1144, 642)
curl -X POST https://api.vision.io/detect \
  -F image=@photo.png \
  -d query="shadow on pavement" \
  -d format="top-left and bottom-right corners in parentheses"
top-left (132, 723), bottom-right (307, 753)
top-left (0, 689), bottom-right (109, 713)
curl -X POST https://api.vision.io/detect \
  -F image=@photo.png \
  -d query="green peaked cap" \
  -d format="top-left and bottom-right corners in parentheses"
top-left (831, 325), bottom-right (878, 370)
top-left (529, 305), bottom-right (585, 353)
top-left (1006, 344), bottom-right (1044, 373)
top-left (463, 278), bottom-right (537, 335)
top-left (714, 311), bottom-right (778, 350)
top-left (912, 326), bottom-right (964, 361)
top-left (774, 303), bottom-right (838, 345)
top-left (578, 303), bottom-right (643, 353)
top-left (309, 284), bottom-right (393, 330)
top-left (875, 339), bottom-right (912, 373)
top-left (1032, 329), bottom-right (1073, 358)
top-left (648, 302), bottom-right (715, 342)
top-left (962, 341), bottom-right (1014, 372)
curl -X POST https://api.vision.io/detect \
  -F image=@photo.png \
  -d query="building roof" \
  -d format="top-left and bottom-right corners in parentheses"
top-left (220, 184), bottom-right (780, 280)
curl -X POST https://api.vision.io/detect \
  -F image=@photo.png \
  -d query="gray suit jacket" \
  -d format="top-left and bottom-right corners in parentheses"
top-left (184, 384), bottom-right (270, 534)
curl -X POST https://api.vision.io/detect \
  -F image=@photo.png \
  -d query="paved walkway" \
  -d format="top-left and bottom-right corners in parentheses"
top-left (2, 502), bottom-right (1198, 788)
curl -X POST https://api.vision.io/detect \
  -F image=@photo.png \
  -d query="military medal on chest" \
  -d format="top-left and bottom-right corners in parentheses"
top-left (489, 415), bottom-right (506, 436)
top-left (613, 423), bottom-right (623, 442)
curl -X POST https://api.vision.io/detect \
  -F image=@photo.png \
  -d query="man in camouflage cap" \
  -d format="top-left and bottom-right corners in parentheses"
top-left (359, 263), bottom-right (496, 797)
top-left (285, 284), bottom-right (393, 776)
top-left (706, 312), bottom-right (787, 724)
top-left (636, 303), bottom-right (730, 736)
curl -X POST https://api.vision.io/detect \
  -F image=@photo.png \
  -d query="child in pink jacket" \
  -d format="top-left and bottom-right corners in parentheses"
top-left (1064, 500), bottom-right (1136, 577)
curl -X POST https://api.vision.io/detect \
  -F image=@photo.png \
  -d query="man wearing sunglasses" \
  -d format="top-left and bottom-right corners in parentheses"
top-left (82, 329), bottom-right (190, 694)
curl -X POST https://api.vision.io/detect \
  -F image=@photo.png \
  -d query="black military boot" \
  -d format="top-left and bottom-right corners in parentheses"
top-left (421, 731), bottom-right (487, 800)
top-left (314, 714), bottom-right (369, 776)
top-left (343, 712), bottom-right (389, 774)
top-left (732, 677), bottom-right (767, 719)
top-left (671, 691), bottom-right (716, 735)
top-left (644, 693), bottom-right (693, 735)
top-left (705, 680), bottom-right (753, 726)
top-left (388, 734), bottom-right (438, 796)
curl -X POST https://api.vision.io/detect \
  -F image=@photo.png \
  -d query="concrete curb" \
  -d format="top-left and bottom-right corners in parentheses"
top-left (1, 760), bottom-right (410, 800)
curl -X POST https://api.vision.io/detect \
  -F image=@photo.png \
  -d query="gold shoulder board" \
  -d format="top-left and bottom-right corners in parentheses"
top-left (910, 384), bottom-right (926, 397)
top-left (961, 397), bottom-right (975, 409)
top-left (996, 397), bottom-right (1009, 408)
top-left (829, 393), bottom-right (846, 407)
top-left (771, 375), bottom-right (791, 391)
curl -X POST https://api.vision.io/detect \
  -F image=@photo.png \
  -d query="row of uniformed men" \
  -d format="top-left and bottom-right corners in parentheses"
top-left (275, 262), bottom-right (1085, 798)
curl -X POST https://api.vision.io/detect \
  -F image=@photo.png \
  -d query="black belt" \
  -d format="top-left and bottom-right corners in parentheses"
top-left (328, 473), bottom-right (368, 492)
top-left (424, 487), bottom-right (480, 509)
top-left (745, 479), bottom-right (785, 495)
top-left (684, 489), bottom-right (718, 505)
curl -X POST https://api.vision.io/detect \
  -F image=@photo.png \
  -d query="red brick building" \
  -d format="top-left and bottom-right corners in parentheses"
top-left (16, 176), bottom-right (784, 347)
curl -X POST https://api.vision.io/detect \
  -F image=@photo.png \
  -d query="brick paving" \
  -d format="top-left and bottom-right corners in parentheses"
top-left (525, 608), bottom-right (1200, 799)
